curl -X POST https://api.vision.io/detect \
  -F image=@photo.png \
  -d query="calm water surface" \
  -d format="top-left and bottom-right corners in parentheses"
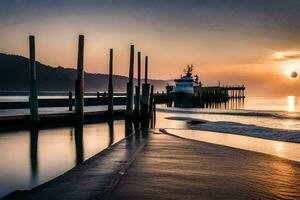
top-left (0, 121), bottom-right (126, 198)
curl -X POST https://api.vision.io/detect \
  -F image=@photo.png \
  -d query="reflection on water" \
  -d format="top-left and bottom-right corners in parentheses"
top-left (288, 96), bottom-right (295, 112)
top-left (75, 126), bottom-right (84, 165)
top-left (195, 96), bottom-right (300, 113)
top-left (0, 120), bottom-right (126, 198)
top-left (244, 96), bottom-right (300, 112)
top-left (29, 128), bottom-right (38, 185)
top-left (108, 120), bottom-right (114, 147)
top-left (199, 98), bottom-right (245, 110)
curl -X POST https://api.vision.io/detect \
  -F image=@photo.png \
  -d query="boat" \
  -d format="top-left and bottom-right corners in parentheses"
top-left (171, 65), bottom-right (198, 108)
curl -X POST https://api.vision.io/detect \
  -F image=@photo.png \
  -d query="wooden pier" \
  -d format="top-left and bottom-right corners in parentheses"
top-left (222, 85), bottom-right (246, 99)
top-left (0, 35), bottom-right (161, 130)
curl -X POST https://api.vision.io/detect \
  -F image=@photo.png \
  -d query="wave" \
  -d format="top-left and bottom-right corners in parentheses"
top-left (166, 116), bottom-right (300, 143)
top-left (157, 107), bottom-right (300, 120)
top-left (192, 121), bottom-right (300, 143)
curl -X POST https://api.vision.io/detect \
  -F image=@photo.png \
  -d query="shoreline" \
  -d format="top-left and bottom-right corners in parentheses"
top-left (164, 116), bottom-right (300, 144)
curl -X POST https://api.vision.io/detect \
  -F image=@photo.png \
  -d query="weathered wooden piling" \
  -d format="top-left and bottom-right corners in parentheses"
top-left (126, 45), bottom-right (134, 115)
top-left (68, 91), bottom-right (73, 111)
top-left (108, 48), bottom-right (114, 115)
top-left (141, 56), bottom-right (150, 127)
top-left (135, 85), bottom-right (139, 114)
top-left (29, 35), bottom-right (39, 123)
top-left (145, 56), bottom-right (148, 84)
top-left (75, 35), bottom-right (84, 123)
top-left (135, 51), bottom-right (142, 114)
top-left (149, 85), bottom-right (154, 128)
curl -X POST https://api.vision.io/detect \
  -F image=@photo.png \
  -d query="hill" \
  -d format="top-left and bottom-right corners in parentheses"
top-left (0, 53), bottom-right (170, 92)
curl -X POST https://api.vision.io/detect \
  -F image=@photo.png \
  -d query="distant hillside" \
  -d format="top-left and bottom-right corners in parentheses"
top-left (0, 53), bottom-right (170, 92)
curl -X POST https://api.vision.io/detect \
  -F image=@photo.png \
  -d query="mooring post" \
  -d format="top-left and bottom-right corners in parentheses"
top-left (145, 56), bottom-right (148, 84)
top-left (141, 56), bottom-right (150, 127)
top-left (68, 91), bottom-right (73, 111)
top-left (135, 51), bottom-right (142, 115)
top-left (153, 103), bottom-right (156, 127)
top-left (149, 85), bottom-right (154, 128)
top-left (29, 35), bottom-right (39, 123)
top-left (75, 35), bottom-right (84, 123)
top-left (97, 91), bottom-right (100, 99)
top-left (108, 48), bottom-right (114, 115)
top-left (126, 45), bottom-right (134, 116)
top-left (135, 85), bottom-right (139, 114)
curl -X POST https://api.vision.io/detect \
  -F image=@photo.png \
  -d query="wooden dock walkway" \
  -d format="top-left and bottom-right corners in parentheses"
top-left (3, 129), bottom-right (300, 200)
top-left (0, 106), bottom-right (126, 129)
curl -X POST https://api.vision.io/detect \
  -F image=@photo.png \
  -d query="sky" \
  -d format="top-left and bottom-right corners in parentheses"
top-left (1, 0), bottom-right (300, 96)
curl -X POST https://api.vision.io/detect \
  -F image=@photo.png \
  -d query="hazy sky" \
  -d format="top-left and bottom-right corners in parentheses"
top-left (1, 0), bottom-right (300, 96)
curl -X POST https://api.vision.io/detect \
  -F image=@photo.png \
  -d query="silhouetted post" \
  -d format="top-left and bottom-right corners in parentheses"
top-left (108, 48), bottom-right (114, 114)
top-left (145, 56), bottom-right (148, 84)
top-left (68, 91), bottom-right (73, 111)
top-left (149, 85), bottom-right (154, 128)
top-left (97, 92), bottom-right (100, 99)
top-left (126, 45), bottom-right (134, 115)
top-left (141, 56), bottom-right (150, 127)
top-left (75, 35), bottom-right (84, 123)
top-left (29, 35), bottom-right (39, 123)
top-left (153, 103), bottom-right (156, 127)
top-left (135, 51), bottom-right (142, 114)
top-left (135, 85), bottom-right (139, 114)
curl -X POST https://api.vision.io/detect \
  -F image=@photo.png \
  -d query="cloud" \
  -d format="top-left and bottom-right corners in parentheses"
top-left (272, 51), bottom-right (300, 61)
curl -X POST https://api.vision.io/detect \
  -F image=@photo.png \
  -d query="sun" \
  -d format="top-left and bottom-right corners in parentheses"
top-left (287, 70), bottom-right (297, 79)
top-left (290, 71), bottom-right (297, 78)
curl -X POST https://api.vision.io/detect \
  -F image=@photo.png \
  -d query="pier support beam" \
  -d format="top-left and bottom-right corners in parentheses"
top-left (68, 91), bottom-right (73, 111)
top-left (145, 56), bottom-right (148, 84)
top-left (135, 51), bottom-right (141, 115)
top-left (141, 56), bottom-right (150, 127)
top-left (149, 85), bottom-right (154, 128)
top-left (126, 45), bottom-right (134, 116)
top-left (108, 48), bottom-right (114, 115)
top-left (75, 35), bottom-right (84, 123)
top-left (29, 35), bottom-right (39, 123)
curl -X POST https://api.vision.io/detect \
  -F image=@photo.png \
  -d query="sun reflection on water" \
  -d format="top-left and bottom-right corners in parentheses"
top-left (287, 96), bottom-right (295, 112)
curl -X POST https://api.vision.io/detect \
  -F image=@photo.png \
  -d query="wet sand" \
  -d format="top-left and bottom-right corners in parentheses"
top-left (110, 131), bottom-right (300, 200)
top-left (4, 130), bottom-right (300, 200)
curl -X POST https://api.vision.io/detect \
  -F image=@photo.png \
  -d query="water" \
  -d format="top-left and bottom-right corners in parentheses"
top-left (157, 97), bottom-right (300, 143)
top-left (1, 96), bottom-right (300, 198)
top-left (159, 96), bottom-right (300, 130)
top-left (155, 96), bottom-right (300, 162)
top-left (0, 120), bottom-right (126, 198)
